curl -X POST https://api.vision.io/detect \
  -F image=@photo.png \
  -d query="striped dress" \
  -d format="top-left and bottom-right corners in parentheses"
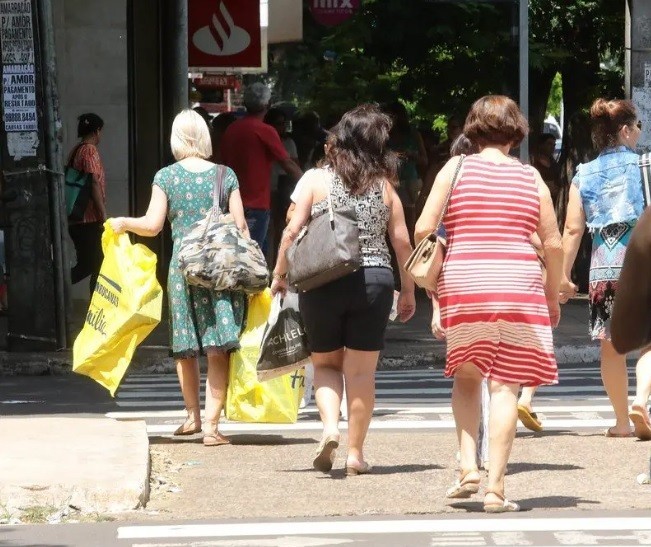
top-left (439, 155), bottom-right (558, 387)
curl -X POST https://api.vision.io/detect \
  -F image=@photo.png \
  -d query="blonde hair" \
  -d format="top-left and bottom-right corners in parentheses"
top-left (170, 109), bottom-right (213, 161)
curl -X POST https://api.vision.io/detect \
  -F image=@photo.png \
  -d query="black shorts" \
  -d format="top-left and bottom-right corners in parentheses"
top-left (299, 267), bottom-right (394, 353)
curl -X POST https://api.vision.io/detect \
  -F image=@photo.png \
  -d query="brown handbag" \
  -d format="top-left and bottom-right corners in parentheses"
top-left (404, 155), bottom-right (465, 293)
top-left (286, 171), bottom-right (361, 292)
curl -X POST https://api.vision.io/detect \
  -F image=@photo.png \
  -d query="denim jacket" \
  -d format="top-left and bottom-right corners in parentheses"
top-left (573, 146), bottom-right (643, 230)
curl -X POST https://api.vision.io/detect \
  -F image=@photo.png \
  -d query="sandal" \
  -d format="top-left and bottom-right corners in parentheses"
top-left (605, 427), bottom-right (634, 438)
top-left (313, 433), bottom-right (340, 473)
top-left (446, 469), bottom-right (480, 499)
top-left (517, 405), bottom-right (543, 432)
top-left (484, 491), bottom-right (520, 513)
top-left (629, 405), bottom-right (651, 441)
top-left (346, 461), bottom-right (372, 476)
top-left (203, 432), bottom-right (231, 447)
top-left (173, 411), bottom-right (202, 436)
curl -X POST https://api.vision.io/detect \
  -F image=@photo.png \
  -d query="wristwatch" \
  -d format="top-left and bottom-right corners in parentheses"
top-left (273, 272), bottom-right (287, 280)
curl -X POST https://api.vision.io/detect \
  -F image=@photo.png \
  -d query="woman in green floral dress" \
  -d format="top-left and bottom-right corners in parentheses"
top-left (110, 110), bottom-right (249, 446)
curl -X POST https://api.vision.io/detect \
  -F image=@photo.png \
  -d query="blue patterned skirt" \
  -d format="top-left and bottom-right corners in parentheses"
top-left (588, 221), bottom-right (635, 340)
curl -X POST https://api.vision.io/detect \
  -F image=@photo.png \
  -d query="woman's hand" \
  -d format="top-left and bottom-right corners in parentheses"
top-left (270, 277), bottom-right (288, 297)
top-left (559, 277), bottom-right (577, 304)
top-left (547, 296), bottom-right (561, 328)
top-left (397, 290), bottom-right (416, 323)
top-left (430, 296), bottom-right (446, 340)
top-left (108, 217), bottom-right (128, 234)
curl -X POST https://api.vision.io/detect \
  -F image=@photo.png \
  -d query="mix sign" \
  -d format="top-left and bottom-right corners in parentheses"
top-left (310, 0), bottom-right (360, 27)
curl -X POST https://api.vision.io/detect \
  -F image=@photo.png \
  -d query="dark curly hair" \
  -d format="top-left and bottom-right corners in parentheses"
top-left (322, 104), bottom-right (400, 194)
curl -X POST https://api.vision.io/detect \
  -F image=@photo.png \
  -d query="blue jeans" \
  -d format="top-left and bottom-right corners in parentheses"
top-left (244, 208), bottom-right (270, 255)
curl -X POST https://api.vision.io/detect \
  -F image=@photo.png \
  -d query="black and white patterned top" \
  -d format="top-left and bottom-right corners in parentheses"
top-left (311, 168), bottom-right (392, 269)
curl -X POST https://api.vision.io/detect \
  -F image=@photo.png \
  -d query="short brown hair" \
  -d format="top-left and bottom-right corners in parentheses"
top-left (464, 95), bottom-right (529, 147)
top-left (590, 98), bottom-right (637, 150)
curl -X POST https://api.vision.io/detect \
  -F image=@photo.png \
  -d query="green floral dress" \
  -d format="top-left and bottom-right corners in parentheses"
top-left (154, 163), bottom-right (246, 358)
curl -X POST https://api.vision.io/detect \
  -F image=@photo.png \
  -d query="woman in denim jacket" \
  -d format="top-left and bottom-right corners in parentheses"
top-left (562, 98), bottom-right (651, 440)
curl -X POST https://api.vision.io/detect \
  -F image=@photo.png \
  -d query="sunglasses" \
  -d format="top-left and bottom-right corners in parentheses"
top-left (636, 120), bottom-right (643, 130)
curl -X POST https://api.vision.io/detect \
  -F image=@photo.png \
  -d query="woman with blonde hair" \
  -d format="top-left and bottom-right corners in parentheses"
top-left (110, 109), bottom-right (249, 446)
top-left (417, 95), bottom-right (563, 512)
top-left (271, 104), bottom-right (416, 475)
top-left (562, 98), bottom-right (651, 440)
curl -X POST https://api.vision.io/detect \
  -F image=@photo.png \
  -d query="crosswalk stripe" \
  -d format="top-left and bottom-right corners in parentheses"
top-left (117, 517), bottom-right (651, 539)
top-left (144, 418), bottom-right (614, 435)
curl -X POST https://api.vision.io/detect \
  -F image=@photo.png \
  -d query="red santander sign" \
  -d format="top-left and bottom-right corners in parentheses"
top-left (310, 0), bottom-right (360, 27)
top-left (188, 0), bottom-right (261, 69)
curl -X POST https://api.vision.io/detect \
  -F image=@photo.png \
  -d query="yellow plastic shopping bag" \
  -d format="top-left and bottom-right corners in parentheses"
top-left (226, 289), bottom-right (305, 423)
top-left (73, 222), bottom-right (163, 396)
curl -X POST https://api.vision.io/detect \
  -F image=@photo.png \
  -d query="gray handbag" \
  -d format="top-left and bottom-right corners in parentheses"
top-left (286, 171), bottom-right (361, 292)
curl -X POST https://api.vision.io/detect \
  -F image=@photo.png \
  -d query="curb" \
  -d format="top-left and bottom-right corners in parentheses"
top-left (0, 344), bottom-right (605, 377)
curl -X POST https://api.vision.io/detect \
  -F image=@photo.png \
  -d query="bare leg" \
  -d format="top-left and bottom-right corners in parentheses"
top-left (203, 350), bottom-right (230, 445)
top-left (632, 346), bottom-right (651, 410)
top-left (174, 357), bottom-right (201, 435)
top-left (311, 349), bottom-right (345, 472)
top-left (343, 349), bottom-right (380, 468)
top-left (601, 340), bottom-right (632, 435)
top-left (485, 380), bottom-right (519, 505)
top-left (312, 349), bottom-right (345, 438)
top-left (517, 386), bottom-right (538, 411)
top-left (451, 363), bottom-right (483, 474)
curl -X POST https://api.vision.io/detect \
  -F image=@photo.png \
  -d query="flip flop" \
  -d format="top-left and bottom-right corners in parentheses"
top-left (629, 405), bottom-right (651, 441)
top-left (484, 491), bottom-right (520, 513)
top-left (604, 427), bottom-right (634, 438)
top-left (203, 432), bottom-right (231, 447)
top-left (446, 469), bottom-right (481, 499)
top-left (517, 405), bottom-right (543, 432)
top-left (346, 461), bottom-right (372, 476)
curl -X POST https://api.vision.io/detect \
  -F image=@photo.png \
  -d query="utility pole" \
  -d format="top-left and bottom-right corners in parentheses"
top-left (0, 0), bottom-right (59, 350)
top-left (519, 0), bottom-right (529, 161)
top-left (626, 0), bottom-right (651, 153)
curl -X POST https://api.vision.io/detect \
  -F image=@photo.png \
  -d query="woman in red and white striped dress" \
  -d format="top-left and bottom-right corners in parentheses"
top-left (416, 96), bottom-right (563, 513)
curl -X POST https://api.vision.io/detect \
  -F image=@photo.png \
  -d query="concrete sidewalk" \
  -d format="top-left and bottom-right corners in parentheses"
top-left (0, 294), bottom-right (599, 376)
top-left (141, 429), bottom-right (651, 521)
top-left (0, 417), bottom-right (150, 522)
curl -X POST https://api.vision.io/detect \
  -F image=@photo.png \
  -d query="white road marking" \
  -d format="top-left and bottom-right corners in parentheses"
top-left (117, 517), bottom-right (651, 540)
top-left (106, 404), bottom-right (620, 421)
top-left (144, 417), bottom-right (614, 435)
top-left (132, 539), bottom-right (353, 547)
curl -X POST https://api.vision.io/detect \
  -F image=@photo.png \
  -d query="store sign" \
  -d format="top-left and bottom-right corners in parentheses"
top-left (0, 0), bottom-right (38, 158)
top-left (188, 0), bottom-right (261, 69)
top-left (310, 0), bottom-right (360, 27)
top-left (196, 74), bottom-right (241, 90)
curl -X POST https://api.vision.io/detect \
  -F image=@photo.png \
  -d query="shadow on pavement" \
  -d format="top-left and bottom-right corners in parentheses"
top-left (517, 430), bottom-right (581, 439)
top-left (149, 434), bottom-right (315, 446)
top-left (284, 463), bottom-right (443, 476)
top-left (506, 462), bottom-right (584, 475)
top-left (0, 374), bottom-right (117, 416)
top-left (0, 530), bottom-right (68, 547)
top-left (449, 495), bottom-right (597, 512)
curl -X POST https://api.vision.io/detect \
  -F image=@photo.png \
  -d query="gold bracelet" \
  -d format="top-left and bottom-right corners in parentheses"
top-left (273, 272), bottom-right (287, 280)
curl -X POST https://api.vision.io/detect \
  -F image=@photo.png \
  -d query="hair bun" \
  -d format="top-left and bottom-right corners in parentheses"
top-left (590, 98), bottom-right (615, 120)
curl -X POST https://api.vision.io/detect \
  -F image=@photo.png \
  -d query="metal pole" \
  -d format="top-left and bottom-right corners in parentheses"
top-left (37, 0), bottom-right (69, 348)
top-left (625, 0), bottom-right (632, 98)
top-left (163, 0), bottom-right (189, 134)
top-left (519, 0), bottom-right (529, 161)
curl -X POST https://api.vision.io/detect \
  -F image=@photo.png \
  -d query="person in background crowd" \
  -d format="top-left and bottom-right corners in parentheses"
top-left (416, 115), bottom-right (464, 221)
top-left (418, 96), bottom-right (562, 512)
top-left (271, 104), bottom-right (416, 476)
top-left (211, 112), bottom-right (237, 164)
top-left (385, 101), bottom-right (428, 240)
top-left (220, 83), bottom-right (303, 253)
top-left (293, 111), bottom-right (327, 170)
top-left (418, 123), bottom-right (441, 165)
top-left (561, 98), bottom-right (651, 440)
top-left (531, 132), bottom-right (561, 205)
top-left (265, 107), bottom-right (300, 264)
top-left (68, 113), bottom-right (107, 296)
top-left (110, 110), bottom-right (249, 447)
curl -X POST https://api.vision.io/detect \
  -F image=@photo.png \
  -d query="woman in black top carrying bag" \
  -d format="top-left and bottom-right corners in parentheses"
top-left (271, 104), bottom-right (416, 476)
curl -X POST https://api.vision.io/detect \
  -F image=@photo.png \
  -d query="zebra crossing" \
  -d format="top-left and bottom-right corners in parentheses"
top-left (107, 365), bottom-right (631, 436)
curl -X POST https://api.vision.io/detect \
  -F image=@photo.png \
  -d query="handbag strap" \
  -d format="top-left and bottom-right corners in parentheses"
top-left (431, 154), bottom-right (465, 236)
top-left (640, 152), bottom-right (651, 208)
top-left (212, 164), bottom-right (227, 212)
